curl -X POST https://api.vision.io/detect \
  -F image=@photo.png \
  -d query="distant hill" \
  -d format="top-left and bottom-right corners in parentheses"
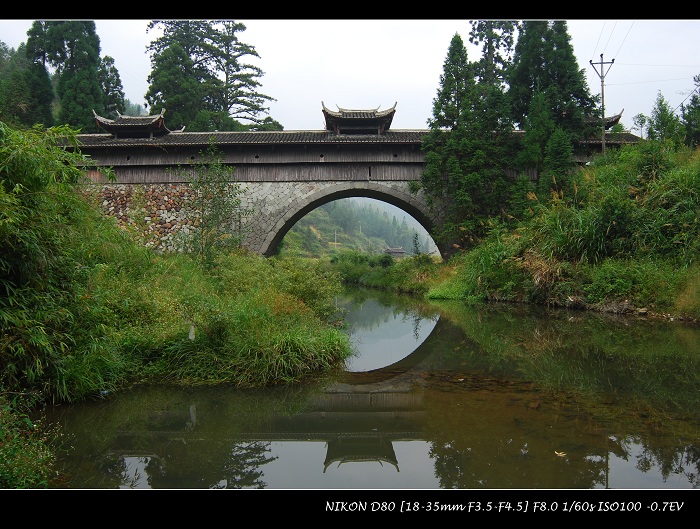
top-left (277, 197), bottom-right (438, 258)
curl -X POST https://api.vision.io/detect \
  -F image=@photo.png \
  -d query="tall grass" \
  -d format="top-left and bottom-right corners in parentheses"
top-left (423, 142), bottom-right (700, 318)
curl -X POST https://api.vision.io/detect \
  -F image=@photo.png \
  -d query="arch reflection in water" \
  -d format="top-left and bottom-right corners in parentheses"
top-left (339, 294), bottom-right (439, 372)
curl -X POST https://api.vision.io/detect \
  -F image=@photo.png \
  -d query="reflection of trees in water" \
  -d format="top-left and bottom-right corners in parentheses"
top-left (48, 291), bottom-right (700, 489)
top-left (421, 382), bottom-right (608, 489)
top-left (405, 313), bottom-right (425, 342)
top-left (635, 438), bottom-right (700, 488)
top-left (217, 442), bottom-right (277, 489)
top-left (69, 383), bottom-right (322, 489)
top-left (340, 294), bottom-right (439, 334)
top-left (433, 300), bottom-right (700, 416)
top-left (141, 440), bottom-right (276, 489)
top-left (428, 438), bottom-right (609, 489)
top-left (421, 375), bottom-right (700, 489)
top-left (338, 287), bottom-right (438, 330)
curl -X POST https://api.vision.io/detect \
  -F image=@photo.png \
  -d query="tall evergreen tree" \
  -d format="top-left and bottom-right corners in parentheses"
top-left (507, 20), bottom-right (548, 129)
top-left (421, 27), bottom-right (518, 250)
top-left (146, 42), bottom-right (202, 129)
top-left (468, 20), bottom-right (518, 86)
top-left (547, 21), bottom-right (598, 138)
top-left (427, 33), bottom-right (473, 130)
top-left (515, 89), bottom-right (555, 174)
top-left (207, 21), bottom-right (276, 126)
top-left (421, 33), bottom-right (474, 203)
top-left (508, 20), bottom-right (598, 140)
top-left (0, 40), bottom-right (10, 70)
top-left (0, 33), bottom-right (54, 129)
top-left (538, 126), bottom-right (576, 200)
top-left (25, 21), bottom-right (57, 70)
top-left (98, 56), bottom-right (125, 119)
top-left (146, 20), bottom-right (277, 131)
top-left (26, 21), bottom-right (103, 132)
top-left (0, 43), bottom-right (53, 128)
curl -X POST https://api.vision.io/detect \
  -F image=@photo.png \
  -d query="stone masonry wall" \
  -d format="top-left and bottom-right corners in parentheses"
top-left (80, 183), bottom-right (202, 253)
top-left (81, 179), bottom-right (446, 257)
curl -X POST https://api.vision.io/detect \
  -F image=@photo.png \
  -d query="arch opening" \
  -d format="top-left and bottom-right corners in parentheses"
top-left (265, 190), bottom-right (440, 260)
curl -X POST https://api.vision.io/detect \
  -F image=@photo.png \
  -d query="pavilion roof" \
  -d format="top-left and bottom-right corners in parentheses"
top-left (92, 108), bottom-right (183, 138)
top-left (321, 102), bottom-right (397, 134)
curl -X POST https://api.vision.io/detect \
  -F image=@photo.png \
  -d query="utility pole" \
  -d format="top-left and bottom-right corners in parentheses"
top-left (590, 53), bottom-right (615, 155)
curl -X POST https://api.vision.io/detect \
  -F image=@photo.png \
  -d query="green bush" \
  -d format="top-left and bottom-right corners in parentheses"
top-left (0, 394), bottom-right (59, 488)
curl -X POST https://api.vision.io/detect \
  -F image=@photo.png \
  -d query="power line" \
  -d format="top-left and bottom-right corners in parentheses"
top-left (607, 77), bottom-right (695, 86)
top-left (674, 84), bottom-right (700, 112)
top-left (612, 21), bottom-right (634, 60)
top-left (602, 21), bottom-right (618, 55)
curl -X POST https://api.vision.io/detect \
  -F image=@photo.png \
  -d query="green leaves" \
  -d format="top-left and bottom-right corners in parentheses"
top-left (146, 21), bottom-right (276, 131)
top-left (174, 141), bottom-right (249, 270)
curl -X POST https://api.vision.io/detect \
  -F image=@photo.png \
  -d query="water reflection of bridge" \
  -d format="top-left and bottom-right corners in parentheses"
top-left (258, 387), bottom-right (426, 471)
top-left (237, 317), bottom-right (459, 469)
top-left (113, 317), bottom-right (462, 470)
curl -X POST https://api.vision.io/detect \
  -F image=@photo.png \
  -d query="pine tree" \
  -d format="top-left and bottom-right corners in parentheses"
top-left (547, 21), bottom-right (598, 139)
top-left (508, 20), bottom-right (598, 139)
top-left (146, 20), bottom-right (277, 131)
top-left (146, 42), bottom-right (202, 129)
top-left (98, 56), bottom-right (125, 119)
top-left (421, 33), bottom-right (474, 202)
top-left (515, 90), bottom-right (555, 174)
top-left (45, 21), bottom-right (104, 132)
top-left (507, 21), bottom-right (549, 129)
top-left (538, 126), bottom-right (576, 200)
top-left (0, 43), bottom-right (53, 128)
top-left (421, 25), bottom-right (518, 250)
top-left (427, 33), bottom-right (473, 130)
top-left (468, 20), bottom-right (518, 86)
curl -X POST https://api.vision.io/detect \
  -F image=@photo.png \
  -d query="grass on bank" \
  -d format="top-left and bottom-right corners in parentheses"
top-left (329, 141), bottom-right (700, 321)
top-left (0, 188), bottom-right (354, 486)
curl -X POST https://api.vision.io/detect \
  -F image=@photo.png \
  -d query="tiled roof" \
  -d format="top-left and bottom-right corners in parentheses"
top-left (321, 102), bottom-right (397, 133)
top-left (76, 129), bottom-right (430, 148)
top-left (578, 131), bottom-right (640, 144)
top-left (92, 109), bottom-right (173, 137)
top-left (78, 109), bottom-right (641, 149)
top-left (321, 102), bottom-right (397, 120)
top-left (585, 110), bottom-right (624, 130)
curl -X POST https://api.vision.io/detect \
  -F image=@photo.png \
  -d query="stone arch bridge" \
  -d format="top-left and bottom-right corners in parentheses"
top-left (77, 105), bottom-right (452, 257)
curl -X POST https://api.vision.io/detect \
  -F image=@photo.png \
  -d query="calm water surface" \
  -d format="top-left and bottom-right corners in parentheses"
top-left (40, 288), bottom-right (700, 490)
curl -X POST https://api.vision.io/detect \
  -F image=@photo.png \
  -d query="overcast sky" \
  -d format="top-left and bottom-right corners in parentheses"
top-left (1, 19), bottom-right (699, 134)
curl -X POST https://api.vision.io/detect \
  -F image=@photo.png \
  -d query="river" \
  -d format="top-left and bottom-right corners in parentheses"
top-left (38, 287), bottom-right (700, 492)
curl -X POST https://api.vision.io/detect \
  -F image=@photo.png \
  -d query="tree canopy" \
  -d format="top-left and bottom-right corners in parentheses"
top-left (145, 20), bottom-right (278, 132)
top-left (27, 21), bottom-right (104, 132)
top-left (507, 20), bottom-right (598, 139)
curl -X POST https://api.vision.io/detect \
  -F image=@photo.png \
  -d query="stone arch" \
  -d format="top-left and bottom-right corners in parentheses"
top-left (249, 181), bottom-right (441, 257)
